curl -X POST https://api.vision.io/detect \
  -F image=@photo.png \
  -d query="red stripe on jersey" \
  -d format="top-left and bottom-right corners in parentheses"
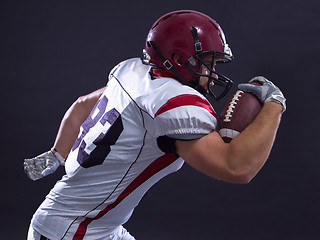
top-left (154, 94), bottom-right (217, 118)
top-left (72, 153), bottom-right (179, 239)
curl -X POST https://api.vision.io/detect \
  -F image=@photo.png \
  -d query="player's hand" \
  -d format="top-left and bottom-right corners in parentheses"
top-left (24, 149), bottom-right (65, 181)
top-left (238, 76), bottom-right (286, 112)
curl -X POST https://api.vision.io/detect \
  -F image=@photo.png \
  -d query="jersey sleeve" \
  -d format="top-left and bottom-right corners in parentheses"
top-left (152, 92), bottom-right (217, 139)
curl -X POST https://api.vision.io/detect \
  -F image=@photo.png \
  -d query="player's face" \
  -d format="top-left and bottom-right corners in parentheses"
top-left (199, 55), bottom-right (217, 91)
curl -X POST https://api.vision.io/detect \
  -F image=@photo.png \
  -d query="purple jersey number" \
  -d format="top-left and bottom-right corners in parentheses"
top-left (72, 95), bottom-right (123, 168)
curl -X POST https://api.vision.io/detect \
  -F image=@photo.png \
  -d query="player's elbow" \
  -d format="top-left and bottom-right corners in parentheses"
top-left (206, 158), bottom-right (257, 184)
top-left (229, 171), bottom-right (255, 184)
top-left (223, 144), bottom-right (266, 184)
top-left (224, 163), bottom-right (257, 184)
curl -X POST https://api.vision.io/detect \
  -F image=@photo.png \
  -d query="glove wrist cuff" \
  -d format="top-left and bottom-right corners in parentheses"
top-left (51, 148), bottom-right (66, 165)
top-left (265, 96), bottom-right (286, 113)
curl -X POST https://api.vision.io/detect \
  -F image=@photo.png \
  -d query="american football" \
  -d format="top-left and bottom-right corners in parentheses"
top-left (218, 82), bottom-right (263, 143)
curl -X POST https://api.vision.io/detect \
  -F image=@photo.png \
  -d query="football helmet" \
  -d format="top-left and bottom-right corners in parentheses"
top-left (143, 10), bottom-right (234, 100)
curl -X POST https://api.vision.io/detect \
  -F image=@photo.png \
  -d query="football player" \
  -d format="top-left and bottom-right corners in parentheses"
top-left (24, 10), bottom-right (286, 240)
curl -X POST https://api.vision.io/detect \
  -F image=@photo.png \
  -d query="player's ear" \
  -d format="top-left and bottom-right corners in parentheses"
top-left (172, 54), bottom-right (183, 66)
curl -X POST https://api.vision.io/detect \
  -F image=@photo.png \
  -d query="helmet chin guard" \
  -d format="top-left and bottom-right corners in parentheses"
top-left (143, 10), bottom-right (234, 101)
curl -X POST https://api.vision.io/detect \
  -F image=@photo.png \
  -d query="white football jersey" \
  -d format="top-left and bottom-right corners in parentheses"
top-left (31, 58), bottom-right (217, 240)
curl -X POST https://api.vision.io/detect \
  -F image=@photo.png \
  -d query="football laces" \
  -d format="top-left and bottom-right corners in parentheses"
top-left (223, 90), bottom-right (243, 122)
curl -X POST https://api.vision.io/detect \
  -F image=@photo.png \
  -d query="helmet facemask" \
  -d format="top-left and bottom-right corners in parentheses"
top-left (186, 50), bottom-right (233, 101)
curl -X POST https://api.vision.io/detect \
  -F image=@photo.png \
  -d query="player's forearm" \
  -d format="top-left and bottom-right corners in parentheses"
top-left (53, 101), bottom-right (85, 158)
top-left (226, 101), bottom-right (282, 182)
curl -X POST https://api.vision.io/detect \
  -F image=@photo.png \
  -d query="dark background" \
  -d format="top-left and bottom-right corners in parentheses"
top-left (2, 0), bottom-right (319, 239)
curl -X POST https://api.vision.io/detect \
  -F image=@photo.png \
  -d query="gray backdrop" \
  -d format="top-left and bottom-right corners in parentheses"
top-left (2, 0), bottom-right (319, 239)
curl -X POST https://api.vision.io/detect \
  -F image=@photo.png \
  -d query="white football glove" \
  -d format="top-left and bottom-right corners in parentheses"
top-left (238, 76), bottom-right (286, 112)
top-left (24, 148), bottom-right (65, 181)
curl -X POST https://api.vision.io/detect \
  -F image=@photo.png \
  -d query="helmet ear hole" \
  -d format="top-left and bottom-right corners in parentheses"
top-left (172, 54), bottom-right (184, 66)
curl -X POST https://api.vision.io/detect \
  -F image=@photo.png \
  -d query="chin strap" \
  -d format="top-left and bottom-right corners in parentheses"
top-left (148, 40), bottom-right (192, 87)
top-left (192, 26), bottom-right (202, 53)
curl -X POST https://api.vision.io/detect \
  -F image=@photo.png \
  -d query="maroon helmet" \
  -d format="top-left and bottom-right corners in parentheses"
top-left (143, 10), bottom-right (233, 100)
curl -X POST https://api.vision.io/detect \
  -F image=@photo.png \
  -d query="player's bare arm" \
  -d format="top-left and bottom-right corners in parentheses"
top-left (53, 87), bottom-right (106, 158)
top-left (24, 87), bottom-right (106, 181)
top-left (176, 101), bottom-right (282, 184)
top-left (176, 77), bottom-right (286, 184)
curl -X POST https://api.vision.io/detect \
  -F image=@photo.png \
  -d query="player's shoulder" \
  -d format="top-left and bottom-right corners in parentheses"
top-left (108, 58), bottom-right (152, 94)
top-left (150, 83), bottom-right (217, 137)
top-left (109, 58), bottom-right (150, 78)
top-left (147, 79), bottom-right (214, 118)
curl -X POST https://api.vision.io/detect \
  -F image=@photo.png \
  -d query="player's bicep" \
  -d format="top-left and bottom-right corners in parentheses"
top-left (175, 131), bottom-right (231, 181)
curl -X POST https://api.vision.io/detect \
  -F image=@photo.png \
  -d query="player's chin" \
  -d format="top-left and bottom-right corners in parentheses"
top-left (199, 77), bottom-right (209, 88)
